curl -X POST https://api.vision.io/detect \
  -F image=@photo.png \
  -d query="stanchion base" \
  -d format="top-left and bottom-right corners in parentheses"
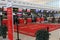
top-left (16, 39), bottom-right (21, 40)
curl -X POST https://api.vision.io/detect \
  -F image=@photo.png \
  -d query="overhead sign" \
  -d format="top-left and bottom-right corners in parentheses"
top-left (17, 13), bottom-right (22, 17)
top-left (4, 7), bottom-right (7, 11)
top-left (27, 9), bottom-right (30, 12)
top-left (18, 8), bottom-right (22, 12)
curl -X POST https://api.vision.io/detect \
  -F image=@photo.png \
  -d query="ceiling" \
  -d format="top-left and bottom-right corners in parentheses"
top-left (31, 0), bottom-right (59, 8)
top-left (19, 0), bottom-right (60, 6)
top-left (29, 0), bottom-right (55, 4)
top-left (45, 0), bottom-right (59, 7)
top-left (17, 0), bottom-right (57, 4)
top-left (17, 0), bottom-right (59, 7)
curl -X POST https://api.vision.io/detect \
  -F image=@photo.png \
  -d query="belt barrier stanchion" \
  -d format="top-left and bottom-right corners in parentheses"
top-left (0, 12), bottom-right (2, 36)
top-left (0, 14), bottom-right (2, 27)
top-left (15, 14), bottom-right (21, 40)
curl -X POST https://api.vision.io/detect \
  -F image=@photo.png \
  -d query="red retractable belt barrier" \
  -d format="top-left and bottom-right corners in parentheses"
top-left (26, 18), bottom-right (32, 23)
top-left (41, 17), bottom-right (44, 21)
top-left (2, 19), bottom-right (8, 26)
top-left (18, 18), bottom-right (24, 24)
top-left (36, 17), bottom-right (41, 22)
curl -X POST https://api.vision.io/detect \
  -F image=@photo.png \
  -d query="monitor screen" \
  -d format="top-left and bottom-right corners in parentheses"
top-left (17, 12), bottom-right (22, 17)
top-left (18, 8), bottom-right (22, 12)
top-left (13, 7), bottom-right (18, 12)
top-left (27, 9), bottom-right (30, 12)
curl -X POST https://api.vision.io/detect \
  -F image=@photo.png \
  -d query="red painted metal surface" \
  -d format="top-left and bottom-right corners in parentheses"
top-left (41, 17), bottom-right (44, 21)
top-left (2, 19), bottom-right (8, 25)
top-left (26, 18), bottom-right (32, 23)
top-left (18, 18), bottom-right (25, 24)
top-left (7, 7), bottom-right (13, 40)
top-left (36, 17), bottom-right (41, 22)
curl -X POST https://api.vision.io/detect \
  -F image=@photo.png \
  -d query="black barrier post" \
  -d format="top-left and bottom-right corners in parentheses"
top-left (0, 13), bottom-right (2, 36)
top-left (15, 14), bottom-right (21, 40)
top-left (0, 15), bottom-right (1, 25)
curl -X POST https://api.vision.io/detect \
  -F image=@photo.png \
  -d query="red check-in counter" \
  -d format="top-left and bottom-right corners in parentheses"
top-left (18, 18), bottom-right (25, 24)
top-left (26, 18), bottom-right (32, 23)
top-left (2, 19), bottom-right (60, 37)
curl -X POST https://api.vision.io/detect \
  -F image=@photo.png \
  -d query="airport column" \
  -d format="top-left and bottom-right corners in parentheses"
top-left (7, 1), bottom-right (13, 40)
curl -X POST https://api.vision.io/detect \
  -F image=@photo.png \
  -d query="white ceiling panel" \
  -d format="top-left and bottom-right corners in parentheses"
top-left (14, 0), bottom-right (59, 5)
top-left (15, 0), bottom-right (56, 4)
top-left (45, 0), bottom-right (59, 8)
top-left (11, 0), bottom-right (60, 10)
top-left (30, 0), bottom-right (55, 4)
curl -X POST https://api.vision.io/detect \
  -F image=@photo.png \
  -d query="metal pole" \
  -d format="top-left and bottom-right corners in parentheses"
top-left (0, 14), bottom-right (1, 26)
top-left (16, 22), bottom-right (20, 40)
top-left (16, 14), bottom-right (20, 40)
top-left (0, 8), bottom-right (2, 26)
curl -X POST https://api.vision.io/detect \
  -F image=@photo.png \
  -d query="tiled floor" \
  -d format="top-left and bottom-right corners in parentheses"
top-left (0, 29), bottom-right (60, 40)
top-left (13, 29), bottom-right (60, 40)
